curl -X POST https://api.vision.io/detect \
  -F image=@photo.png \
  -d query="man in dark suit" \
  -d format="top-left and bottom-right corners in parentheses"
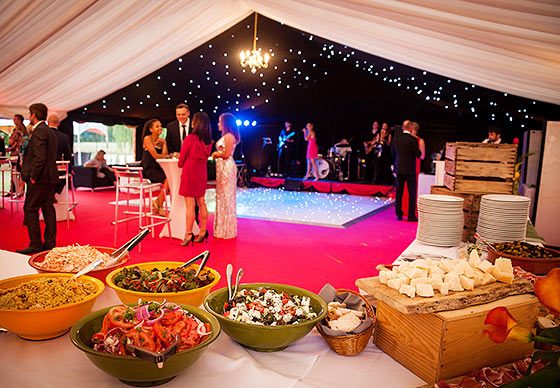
top-left (48, 114), bottom-right (73, 194)
top-left (391, 120), bottom-right (421, 222)
top-left (17, 103), bottom-right (59, 254)
top-left (166, 103), bottom-right (190, 154)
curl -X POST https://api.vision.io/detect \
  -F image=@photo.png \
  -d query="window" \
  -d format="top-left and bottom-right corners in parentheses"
top-left (73, 122), bottom-right (136, 165)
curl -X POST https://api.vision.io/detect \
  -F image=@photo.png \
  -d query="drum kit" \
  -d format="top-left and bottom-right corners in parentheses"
top-left (317, 142), bottom-right (352, 181)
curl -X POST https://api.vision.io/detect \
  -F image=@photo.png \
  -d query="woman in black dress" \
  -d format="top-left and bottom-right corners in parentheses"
top-left (141, 119), bottom-right (169, 216)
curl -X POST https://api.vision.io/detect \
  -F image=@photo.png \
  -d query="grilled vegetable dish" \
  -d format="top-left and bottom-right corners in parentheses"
top-left (112, 266), bottom-right (214, 293)
top-left (493, 241), bottom-right (556, 259)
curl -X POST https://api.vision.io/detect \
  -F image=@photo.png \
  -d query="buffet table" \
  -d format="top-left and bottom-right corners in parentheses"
top-left (157, 158), bottom-right (199, 239)
top-left (0, 249), bottom-right (424, 388)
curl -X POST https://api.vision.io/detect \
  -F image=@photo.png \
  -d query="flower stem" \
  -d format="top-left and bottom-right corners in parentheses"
top-left (533, 335), bottom-right (560, 345)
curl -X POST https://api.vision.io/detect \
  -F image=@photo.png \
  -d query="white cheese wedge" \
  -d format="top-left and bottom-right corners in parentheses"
top-left (387, 278), bottom-right (404, 290)
top-left (445, 272), bottom-right (464, 291)
top-left (463, 264), bottom-right (475, 278)
top-left (492, 258), bottom-right (514, 284)
top-left (430, 279), bottom-right (443, 290)
top-left (412, 259), bottom-right (429, 269)
top-left (468, 250), bottom-right (481, 267)
top-left (429, 273), bottom-right (443, 284)
top-left (404, 268), bottom-right (422, 279)
top-left (399, 284), bottom-right (416, 298)
top-left (481, 272), bottom-right (496, 285)
top-left (397, 273), bottom-right (410, 284)
top-left (459, 275), bottom-right (475, 291)
top-left (379, 270), bottom-right (393, 284)
top-left (429, 265), bottom-right (445, 278)
top-left (438, 259), bottom-right (456, 273)
top-left (416, 283), bottom-right (434, 297)
top-left (437, 282), bottom-right (450, 295)
top-left (395, 263), bottom-right (408, 273)
top-left (472, 269), bottom-right (485, 287)
top-left (476, 260), bottom-right (494, 273)
top-left (410, 277), bottom-right (429, 286)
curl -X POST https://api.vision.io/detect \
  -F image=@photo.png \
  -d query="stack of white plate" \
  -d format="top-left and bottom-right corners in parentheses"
top-left (477, 194), bottom-right (530, 243)
top-left (417, 194), bottom-right (464, 247)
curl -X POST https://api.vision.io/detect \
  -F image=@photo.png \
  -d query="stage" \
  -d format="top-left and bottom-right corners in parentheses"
top-left (251, 176), bottom-right (395, 198)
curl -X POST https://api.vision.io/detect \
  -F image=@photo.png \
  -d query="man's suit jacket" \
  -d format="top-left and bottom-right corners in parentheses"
top-left (166, 120), bottom-right (190, 154)
top-left (21, 122), bottom-right (58, 185)
top-left (391, 132), bottom-right (420, 176)
top-left (50, 127), bottom-right (72, 164)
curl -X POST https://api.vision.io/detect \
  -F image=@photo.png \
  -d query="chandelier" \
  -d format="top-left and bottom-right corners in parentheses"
top-left (240, 13), bottom-right (271, 74)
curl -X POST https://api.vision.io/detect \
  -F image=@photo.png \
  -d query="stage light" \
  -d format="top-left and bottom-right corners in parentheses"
top-left (243, 120), bottom-right (250, 126)
top-left (251, 121), bottom-right (257, 126)
top-left (236, 119), bottom-right (242, 126)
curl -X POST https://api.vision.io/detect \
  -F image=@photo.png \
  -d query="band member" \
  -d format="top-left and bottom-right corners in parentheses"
top-left (363, 121), bottom-right (381, 182)
top-left (277, 121), bottom-right (295, 176)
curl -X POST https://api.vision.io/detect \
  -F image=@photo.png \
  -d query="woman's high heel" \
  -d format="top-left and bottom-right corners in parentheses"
top-left (152, 200), bottom-right (159, 214)
top-left (194, 230), bottom-right (209, 243)
top-left (180, 233), bottom-right (195, 246)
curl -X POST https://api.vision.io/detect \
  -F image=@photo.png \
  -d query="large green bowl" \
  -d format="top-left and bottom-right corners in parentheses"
top-left (70, 303), bottom-right (220, 387)
top-left (204, 283), bottom-right (327, 352)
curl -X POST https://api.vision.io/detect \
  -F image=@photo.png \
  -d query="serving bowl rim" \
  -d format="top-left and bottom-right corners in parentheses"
top-left (204, 282), bottom-right (328, 329)
top-left (105, 261), bottom-right (221, 297)
top-left (69, 302), bottom-right (221, 360)
top-left (28, 245), bottom-right (131, 274)
top-left (488, 243), bottom-right (560, 262)
top-left (0, 272), bottom-right (105, 313)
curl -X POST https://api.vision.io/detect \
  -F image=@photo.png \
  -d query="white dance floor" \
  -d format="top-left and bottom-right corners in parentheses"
top-left (113, 187), bottom-right (393, 228)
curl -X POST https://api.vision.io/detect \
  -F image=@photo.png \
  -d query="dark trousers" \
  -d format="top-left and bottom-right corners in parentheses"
top-left (277, 146), bottom-right (293, 176)
top-left (23, 182), bottom-right (57, 249)
top-left (395, 173), bottom-right (417, 219)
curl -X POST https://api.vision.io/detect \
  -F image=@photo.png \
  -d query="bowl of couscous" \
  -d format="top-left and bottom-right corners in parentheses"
top-left (0, 273), bottom-right (104, 340)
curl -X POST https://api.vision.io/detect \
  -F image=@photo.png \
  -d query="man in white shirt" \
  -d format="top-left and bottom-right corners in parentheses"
top-left (166, 103), bottom-right (191, 153)
top-left (482, 127), bottom-right (502, 144)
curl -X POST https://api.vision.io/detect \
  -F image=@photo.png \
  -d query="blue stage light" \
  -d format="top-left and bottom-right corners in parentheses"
top-left (243, 120), bottom-right (250, 126)
top-left (236, 119), bottom-right (242, 126)
top-left (251, 120), bottom-right (257, 127)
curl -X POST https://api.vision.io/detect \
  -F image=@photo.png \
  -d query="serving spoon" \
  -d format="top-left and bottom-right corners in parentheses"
top-left (226, 264), bottom-right (233, 300)
top-left (72, 258), bottom-right (104, 278)
top-left (232, 268), bottom-right (244, 300)
top-left (474, 232), bottom-right (494, 249)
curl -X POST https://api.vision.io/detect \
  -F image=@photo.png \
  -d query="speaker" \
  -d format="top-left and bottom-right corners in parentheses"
top-left (284, 179), bottom-right (303, 191)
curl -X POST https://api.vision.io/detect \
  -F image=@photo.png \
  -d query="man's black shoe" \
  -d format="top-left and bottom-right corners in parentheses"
top-left (408, 217), bottom-right (418, 222)
top-left (16, 246), bottom-right (42, 255)
top-left (397, 216), bottom-right (403, 221)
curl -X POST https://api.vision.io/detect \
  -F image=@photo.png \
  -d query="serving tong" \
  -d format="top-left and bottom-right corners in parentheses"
top-left (125, 335), bottom-right (179, 368)
top-left (72, 229), bottom-right (150, 279)
top-left (226, 264), bottom-right (244, 301)
top-left (178, 250), bottom-right (210, 277)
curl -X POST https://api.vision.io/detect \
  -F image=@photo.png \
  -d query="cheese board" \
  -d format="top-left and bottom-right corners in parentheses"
top-left (355, 275), bottom-right (533, 314)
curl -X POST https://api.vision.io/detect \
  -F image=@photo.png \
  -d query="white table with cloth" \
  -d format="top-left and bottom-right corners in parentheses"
top-left (0, 249), bottom-right (424, 388)
top-left (157, 158), bottom-right (199, 239)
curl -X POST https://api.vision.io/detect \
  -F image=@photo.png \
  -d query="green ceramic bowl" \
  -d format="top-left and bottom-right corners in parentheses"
top-left (204, 283), bottom-right (327, 352)
top-left (70, 303), bottom-right (220, 387)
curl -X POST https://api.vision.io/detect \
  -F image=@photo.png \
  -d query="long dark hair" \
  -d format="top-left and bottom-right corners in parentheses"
top-left (142, 119), bottom-right (160, 138)
top-left (191, 112), bottom-right (212, 145)
top-left (219, 113), bottom-right (240, 144)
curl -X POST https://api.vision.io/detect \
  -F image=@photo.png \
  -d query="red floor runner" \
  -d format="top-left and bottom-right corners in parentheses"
top-left (0, 189), bottom-right (417, 293)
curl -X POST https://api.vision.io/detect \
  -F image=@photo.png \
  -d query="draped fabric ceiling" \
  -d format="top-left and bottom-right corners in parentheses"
top-left (1, 0), bottom-right (559, 119)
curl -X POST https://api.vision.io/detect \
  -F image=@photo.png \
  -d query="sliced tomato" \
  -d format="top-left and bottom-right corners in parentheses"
top-left (153, 322), bottom-right (175, 346)
top-left (124, 329), bottom-right (156, 352)
top-left (91, 332), bottom-right (105, 344)
top-left (171, 320), bottom-right (186, 335)
top-left (101, 314), bottom-right (112, 334)
top-left (108, 306), bottom-right (138, 328)
top-left (160, 309), bottom-right (181, 325)
top-left (247, 302), bottom-right (264, 312)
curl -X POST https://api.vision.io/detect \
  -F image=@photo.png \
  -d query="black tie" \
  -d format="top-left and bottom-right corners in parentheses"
top-left (181, 124), bottom-right (186, 140)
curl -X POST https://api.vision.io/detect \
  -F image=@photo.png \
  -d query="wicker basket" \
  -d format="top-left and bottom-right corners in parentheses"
top-left (316, 288), bottom-right (376, 356)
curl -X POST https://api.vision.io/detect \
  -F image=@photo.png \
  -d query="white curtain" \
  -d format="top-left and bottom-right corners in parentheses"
top-left (0, 0), bottom-right (558, 118)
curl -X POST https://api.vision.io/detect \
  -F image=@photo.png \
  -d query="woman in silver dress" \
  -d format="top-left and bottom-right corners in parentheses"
top-left (211, 113), bottom-right (240, 239)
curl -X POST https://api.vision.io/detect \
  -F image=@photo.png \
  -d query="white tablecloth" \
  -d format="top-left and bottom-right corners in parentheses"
top-left (0, 249), bottom-right (424, 388)
top-left (157, 158), bottom-right (199, 239)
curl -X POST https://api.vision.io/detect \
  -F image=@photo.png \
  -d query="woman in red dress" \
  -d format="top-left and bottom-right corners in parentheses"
top-left (178, 112), bottom-right (213, 246)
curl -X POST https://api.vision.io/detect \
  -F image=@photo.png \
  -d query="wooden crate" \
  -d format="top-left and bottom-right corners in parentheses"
top-left (372, 294), bottom-right (538, 384)
top-left (430, 186), bottom-right (481, 242)
top-left (444, 142), bottom-right (517, 194)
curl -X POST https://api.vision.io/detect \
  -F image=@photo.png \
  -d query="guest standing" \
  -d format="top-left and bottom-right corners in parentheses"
top-left (302, 122), bottom-right (319, 180)
top-left (141, 119), bottom-right (169, 216)
top-left (391, 120), bottom-right (420, 222)
top-left (211, 113), bottom-right (240, 239)
top-left (166, 103), bottom-right (191, 154)
top-left (178, 112), bottom-right (213, 246)
top-left (17, 103), bottom-right (58, 254)
top-left (377, 122), bottom-right (394, 185)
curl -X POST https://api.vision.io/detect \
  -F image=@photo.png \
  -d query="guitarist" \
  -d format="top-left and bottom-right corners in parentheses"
top-left (363, 121), bottom-right (381, 182)
top-left (277, 121), bottom-right (296, 176)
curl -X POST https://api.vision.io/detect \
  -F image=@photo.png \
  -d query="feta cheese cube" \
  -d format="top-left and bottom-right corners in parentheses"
top-left (437, 282), bottom-right (450, 295)
top-left (459, 275), bottom-right (475, 291)
top-left (399, 284), bottom-right (416, 298)
top-left (410, 277), bottom-right (429, 286)
top-left (387, 278), bottom-right (403, 290)
top-left (476, 260), bottom-right (494, 273)
top-left (416, 283), bottom-right (434, 297)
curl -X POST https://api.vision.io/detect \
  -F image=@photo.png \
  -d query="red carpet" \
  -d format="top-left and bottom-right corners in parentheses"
top-left (0, 189), bottom-right (417, 293)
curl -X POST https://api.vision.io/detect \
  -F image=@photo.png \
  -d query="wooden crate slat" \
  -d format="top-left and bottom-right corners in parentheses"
top-left (455, 142), bottom-right (517, 163)
top-left (445, 143), bottom-right (457, 161)
top-left (454, 179), bottom-right (513, 194)
top-left (454, 161), bottom-right (514, 179)
top-left (444, 173), bottom-right (455, 191)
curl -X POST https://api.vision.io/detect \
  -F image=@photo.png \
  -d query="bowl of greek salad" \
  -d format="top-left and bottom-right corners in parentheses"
top-left (204, 283), bottom-right (327, 351)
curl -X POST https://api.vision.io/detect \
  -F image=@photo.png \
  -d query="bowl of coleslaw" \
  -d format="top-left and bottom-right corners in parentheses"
top-left (204, 283), bottom-right (327, 352)
top-left (28, 245), bottom-right (130, 285)
top-left (106, 261), bottom-right (220, 307)
top-left (70, 302), bottom-right (220, 386)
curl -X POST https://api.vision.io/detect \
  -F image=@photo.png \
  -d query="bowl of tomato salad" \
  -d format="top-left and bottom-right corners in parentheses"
top-left (106, 261), bottom-right (220, 307)
top-left (70, 301), bottom-right (220, 386)
top-left (204, 283), bottom-right (327, 352)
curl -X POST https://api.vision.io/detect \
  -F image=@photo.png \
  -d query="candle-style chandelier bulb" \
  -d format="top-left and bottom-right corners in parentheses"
top-left (240, 13), bottom-right (271, 74)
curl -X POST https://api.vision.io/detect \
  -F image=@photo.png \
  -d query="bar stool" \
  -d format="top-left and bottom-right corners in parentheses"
top-left (0, 157), bottom-right (11, 209)
top-left (112, 166), bottom-right (171, 251)
top-left (56, 161), bottom-right (77, 229)
top-left (7, 156), bottom-right (25, 217)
